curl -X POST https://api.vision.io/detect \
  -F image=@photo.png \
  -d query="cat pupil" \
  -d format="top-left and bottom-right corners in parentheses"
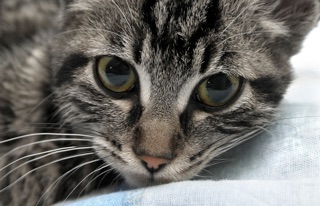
top-left (105, 59), bottom-right (131, 86)
top-left (206, 75), bottom-right (234, 102)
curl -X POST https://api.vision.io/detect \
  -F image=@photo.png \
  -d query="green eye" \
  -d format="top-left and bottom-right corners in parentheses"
top-left (97, 56), bottom-right (136, 93)
top-left (196, 73), bottom-right (241, 107)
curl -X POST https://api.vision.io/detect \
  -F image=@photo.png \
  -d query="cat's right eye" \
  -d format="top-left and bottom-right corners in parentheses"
top-left (196, 73), bottom-right (242, 108)
top-left (97, 56), bottom-right (136, 93)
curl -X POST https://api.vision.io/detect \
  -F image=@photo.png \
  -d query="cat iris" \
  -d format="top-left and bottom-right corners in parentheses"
top-left (97, 56), bottom-right (136, 93)
top-left (196, 74), bottom-right (241, 107)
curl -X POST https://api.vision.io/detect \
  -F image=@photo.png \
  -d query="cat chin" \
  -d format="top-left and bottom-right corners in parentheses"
top-left (120, 165), bottom-right (201, 188)
top-left (122, 172), bottom-right (175, 188)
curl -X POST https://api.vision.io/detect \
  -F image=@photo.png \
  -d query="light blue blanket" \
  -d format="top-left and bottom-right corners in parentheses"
top-left (60, 179), bottom-right (320, 206)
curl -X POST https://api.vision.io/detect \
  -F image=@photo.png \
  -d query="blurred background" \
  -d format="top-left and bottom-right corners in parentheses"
top-left (287, 25), bottom-right (320, 103)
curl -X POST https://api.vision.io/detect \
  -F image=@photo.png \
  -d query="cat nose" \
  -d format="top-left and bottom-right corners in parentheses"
top-left (138, 155), bottom-right (171, 173)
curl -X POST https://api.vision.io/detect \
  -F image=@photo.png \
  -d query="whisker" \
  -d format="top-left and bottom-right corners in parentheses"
top-left (36, 159), bottom-right (101, 206)
top-left (0, 125), bottom-right (106, 139)
top-left (0, 133), bottom-right (94, 145)
top-left (0, 152), bottom-right (95, 193)
top-left (0, 137), bottom-right (93, 162)
top-left (0, 127), bottom-right (65, 136)
top-left (220, 8), bottom-right (248, 36)
top-left (206, 127), bottom-right (265, 160)
top-left (96, 167), bottom-right (116, 189)
top-left (217, 30), bottom-right (289, 47)
top-left (252, 126), bottom-right (280, 139)
top-left (77, 166), bottom-right (114, 199)
top-left (55, 28), bottom-right (122, 38)
top-left (0, 123), bottom-right (65, 129)
top-left (125, 0), bottom-right (134, 20)
top-left (63, 163), bottom-right (111, 203)
top-left (0, 147), bottom-right (93, 181)
top-left (274, 115), bottom-right (320, 122)
top-left (205, 159), bottom-right (229, 168)
top-left (22, 93), bottom-right (54, 121)
top-left (220, 50), bottom-right (257, 57)
top-left (110, 0), bottom-right (133, 32)
top-left (193, 173), bottom-right (211, 180)
top-left (76, 163), bottom-right (107, 197)
top-left (109, 173), bottom-right (123, 190)
top-left (0, 146), bottom-right (75, 172)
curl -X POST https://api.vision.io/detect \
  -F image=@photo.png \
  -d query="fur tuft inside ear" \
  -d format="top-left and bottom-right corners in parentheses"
top-left (272, 0), bottom-right (320, 33)
top-left (266, 0), bottom-right (320, 55)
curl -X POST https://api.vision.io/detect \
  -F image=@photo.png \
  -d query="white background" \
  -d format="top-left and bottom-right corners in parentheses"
top-left (287, 25), bottom-right (320, 103)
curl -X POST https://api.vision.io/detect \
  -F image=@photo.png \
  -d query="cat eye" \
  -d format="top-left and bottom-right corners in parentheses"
top-left (97, 56), bottom-right (136, 93)
top-left (196, 73), bottom-right (242, 107)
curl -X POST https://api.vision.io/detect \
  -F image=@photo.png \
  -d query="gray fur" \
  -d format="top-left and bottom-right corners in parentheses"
top-left (0, 0), bottom-right (319, 205)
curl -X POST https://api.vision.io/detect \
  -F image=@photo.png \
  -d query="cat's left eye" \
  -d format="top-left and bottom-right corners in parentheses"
top-left (97, 56), bottom-right (136, 93)
top-left (196, 73), bottom-right (242, 108)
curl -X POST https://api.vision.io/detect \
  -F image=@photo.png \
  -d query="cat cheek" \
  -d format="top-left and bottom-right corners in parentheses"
top-left (192, 111), bottom-right (211, 122)
top-left (111, 99), bottom-right (133, 113)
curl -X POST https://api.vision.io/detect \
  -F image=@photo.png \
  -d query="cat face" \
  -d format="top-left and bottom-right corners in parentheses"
top-left (51, 0), bottom-right (319, 187)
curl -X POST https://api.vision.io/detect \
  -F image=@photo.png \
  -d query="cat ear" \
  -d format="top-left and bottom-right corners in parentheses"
top-left (267, 0), bottom-right (320, 54)
top-left (272, 0), bottom-right (320, 28)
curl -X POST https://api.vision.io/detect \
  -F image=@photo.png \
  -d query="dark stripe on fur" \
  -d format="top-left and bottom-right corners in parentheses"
top-left (133, 126), bottom-right (142, 146)
top-left (250, 76), bottom-right (290, 104)
top-left (189, 1), bottom-right (221, 50)
top-left (142, 0), bottom-right (158, 37)
top-left (0, 100), bottom-right (15, 120)
top-left (127, 102), bottom-right (143, 127)
top-left (70, 97), bottom-right (99, 115)
top-left (109, 23), bottom-right (125, 50)
top-left (142, 1), bottom-right (221, 67)
top-left (179, 107), bottom-right (193, 136)
top-left (132, 33), bottom-right (146, 64)
top-left (219, 51), bottom-right (236, 63)
top-left (229, 120), bottom-right (253, 127)
top-left (200, 44), bottom-right (214, 73)
top-left (216, 126), bottom-right (241, 134)
top-left (78, 84), bottom-right (106, 102)
top-left (111, 139), bottom-right (123, 151)
top-left (56, 53), bottom-right (90, 85)
top-left (157, 1), bottom-right (193, 54)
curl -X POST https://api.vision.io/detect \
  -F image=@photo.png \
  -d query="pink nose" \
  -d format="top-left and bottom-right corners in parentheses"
top-left (138, 156), bottom-right (170, 173)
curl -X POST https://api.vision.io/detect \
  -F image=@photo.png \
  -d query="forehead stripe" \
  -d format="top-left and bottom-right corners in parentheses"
top-left (200, 44), bottom-right (214, 74)
top-left (133, 33), bottom-right (146, 64)
top-left (142, 0), bottom-right (158, 37)
top-left (188, 0), bottom-right (222, 46)
top-left (141, 1), bottom-right (221, 61)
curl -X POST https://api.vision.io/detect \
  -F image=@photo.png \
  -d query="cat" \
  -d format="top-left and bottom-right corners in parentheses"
top-left (0, 0), bottom-right (319, 205)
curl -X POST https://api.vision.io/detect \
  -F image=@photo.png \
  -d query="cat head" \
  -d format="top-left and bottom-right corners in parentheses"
top-left (51, 0), bottom-right (319, 187)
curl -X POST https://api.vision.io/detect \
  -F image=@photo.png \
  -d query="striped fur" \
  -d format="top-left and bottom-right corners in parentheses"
top-left (1, 0), bottom-right (319, 205)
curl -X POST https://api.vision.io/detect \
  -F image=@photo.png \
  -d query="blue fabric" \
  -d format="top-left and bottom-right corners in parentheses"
top-left (59, 192), bottom-right (129, 206)
top-left (59, 180), bottom-right (320, 206)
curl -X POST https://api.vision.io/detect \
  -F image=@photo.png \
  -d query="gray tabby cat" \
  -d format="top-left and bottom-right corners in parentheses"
top-left (0, 0), bottom-right (319, 205)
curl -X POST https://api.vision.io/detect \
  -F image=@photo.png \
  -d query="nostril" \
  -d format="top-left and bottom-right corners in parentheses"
top-left (138, 156), bottom-right (170, 173)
